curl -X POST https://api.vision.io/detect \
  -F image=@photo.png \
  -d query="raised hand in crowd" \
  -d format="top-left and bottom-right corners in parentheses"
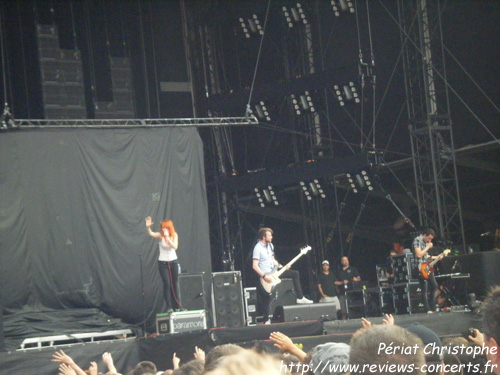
top-left (52, 349), bottom-right (87, 375)
top-left (172, 352), bottom-right (181, 370)
top-left (361, 317), bottom-right (373, 329)
top-left (58, 363), bottom-right (77, 375)
top-left (468, 328), bottom-right (485, 346)
top-left (102, 352), bottom-right (118, 374)
top-left (361, 313), bottom-right (394, 329)
top-left (194, 346), bottom-right (205, 362)
top-left (269, 331), bottom-right (307, 362)
top-left (88, 361), bottom-right (98, 375)
top-left (382, 313), bottom-right (394, 325)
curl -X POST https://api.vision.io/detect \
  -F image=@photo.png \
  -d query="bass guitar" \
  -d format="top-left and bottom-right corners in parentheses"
top-left (420, 249), bottom-right (451, 279)
top-left (260, 245), bottom-right (311, 295)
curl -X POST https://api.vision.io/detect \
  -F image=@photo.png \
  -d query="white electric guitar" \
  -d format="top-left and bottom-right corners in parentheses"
top-left (260, 245), bottom-right (312, 295)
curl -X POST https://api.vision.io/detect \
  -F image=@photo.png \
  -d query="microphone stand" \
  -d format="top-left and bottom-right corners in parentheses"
top-left (385, 194), bottom-right (418, 231)
top-left (326, 202), bottom-right (345, 243)
top-left (347, 203), bottom-right (365, 257)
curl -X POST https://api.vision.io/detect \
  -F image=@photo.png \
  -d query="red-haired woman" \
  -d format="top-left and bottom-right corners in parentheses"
top-left (145, 216), bottom-right (182, 312)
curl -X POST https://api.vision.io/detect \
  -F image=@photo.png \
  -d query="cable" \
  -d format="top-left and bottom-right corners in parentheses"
top-left (0, 4), bottom-right (10, 107)
top-left (137, 2), bottom-right (151, 117)
top-left (245, 0), bottom-right (271, 114)
top-left (365, 0), bottom-right (377, 153)
top-left (148, 1), bottom-right (161, 116)
top-left (16, 0), bottom-right (30, 117)
top-left (83, 0), bottom-right (98, 111)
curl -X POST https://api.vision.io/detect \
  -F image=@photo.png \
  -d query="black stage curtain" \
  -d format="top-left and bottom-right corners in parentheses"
top-left (0, 128), bottom-right (211, 332)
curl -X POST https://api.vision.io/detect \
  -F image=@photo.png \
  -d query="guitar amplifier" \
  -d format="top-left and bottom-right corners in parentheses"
top-left (392, 282), bottom-right (426, 314)
top-left (243, 287), bottom-right (259, 326)
top-left (392, 254), bottom-right (418, 283)
top-left (156, 310), bottom-right (207, 334)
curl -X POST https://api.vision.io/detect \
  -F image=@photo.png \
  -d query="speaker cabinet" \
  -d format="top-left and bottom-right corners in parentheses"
top-left (211, 271), bottom-right (245, 328)
top-left (269, 278), bottom-right (296, 315)
top-left (179, 273), bottom-right (206, 311)
top-left (275, 303), bottom-right (338, 322)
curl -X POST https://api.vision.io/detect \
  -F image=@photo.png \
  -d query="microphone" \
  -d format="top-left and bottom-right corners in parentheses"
top-left (451, 260), bottom-right (458, 271)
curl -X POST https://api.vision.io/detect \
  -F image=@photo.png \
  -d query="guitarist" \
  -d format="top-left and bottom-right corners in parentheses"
top-left (252, 228), bottom-right (313, 324)
top-left (413, 228), bottom-right (444, 314)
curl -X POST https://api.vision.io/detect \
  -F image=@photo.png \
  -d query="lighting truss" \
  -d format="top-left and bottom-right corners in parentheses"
top-left (11, 116), bottom-right (258, 129)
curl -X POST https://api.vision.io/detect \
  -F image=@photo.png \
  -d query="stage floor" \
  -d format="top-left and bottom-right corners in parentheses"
top-left (0, 308), bottom-right (483, 375)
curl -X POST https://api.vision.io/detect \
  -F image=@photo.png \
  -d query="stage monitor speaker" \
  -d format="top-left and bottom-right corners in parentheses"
top-left (270, 278), bottom-right (296, 315)
top-left (179, 273), bottom-right (206, 311)
top-left (212, 271), bottom-right (245, 328)
top-left (275, 303), bottom-right (338, 322)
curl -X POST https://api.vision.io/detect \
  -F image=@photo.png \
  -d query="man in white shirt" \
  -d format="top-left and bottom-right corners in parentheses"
top-left (252, 227), bottom-right (312, 324)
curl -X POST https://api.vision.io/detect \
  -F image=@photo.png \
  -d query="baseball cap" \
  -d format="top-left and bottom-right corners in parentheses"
top-left (322, 260), bottom-right (329, 265)
top-left (309, 342), bottom-right (350, 375)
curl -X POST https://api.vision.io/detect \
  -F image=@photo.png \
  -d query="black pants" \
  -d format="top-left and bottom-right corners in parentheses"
top-left (256, 269), bottom-right (304, 322)
top-left (418, 272), bottom-right (438, 312)
top-left (158, 260), bottom-right (181, 310)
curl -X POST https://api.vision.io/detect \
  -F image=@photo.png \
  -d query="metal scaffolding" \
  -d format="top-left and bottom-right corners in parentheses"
top-left (398, 0), bottom-right (466, 249)
top-left (11, 116), bottom-right (258, 129)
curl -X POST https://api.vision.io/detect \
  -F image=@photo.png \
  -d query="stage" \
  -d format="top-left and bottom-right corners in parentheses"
top-left (0, 308), bottom-right (483, 375)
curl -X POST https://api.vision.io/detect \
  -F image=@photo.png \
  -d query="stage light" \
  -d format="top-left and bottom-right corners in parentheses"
top-left (346, 169), bottom-right (375, 193)
top-left (300, 179), bottom-right (325, 200)
top-left (254, 186), bottom-right (278, 206)
top-left (291, 95), bottom-right (301, 115)
top-left (335, 82), bottom-right (360, 106)
top-left (239, 14), bottom-right (263, 38)
top-left (283, 3), bottom-right (308, 27)
top-left (253, 101), bottom-right (271, 121)
top-left (292, 91), bottom-right (316, 115)
top-left (331, 0), bottom-right (355, 17)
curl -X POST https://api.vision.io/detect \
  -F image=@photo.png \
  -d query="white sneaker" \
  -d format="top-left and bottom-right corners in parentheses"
top-left (264, 319), bottom-right (271, 325)
top-left (297, 297), bottom-right (314, 304)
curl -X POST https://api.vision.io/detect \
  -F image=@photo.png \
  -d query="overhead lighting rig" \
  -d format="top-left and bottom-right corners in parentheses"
top-left (239, 14), bottom-right (264, 38)
top-left (300, 179), bottom-right (326, 201)
top-left (282, 3), bottom-right (308, 28)
top-left (331, 0), bottom-right (355, 17)
top-left (254, 186), bottom-right (279, 207)
top-left (334, 81), bottom-right (360, 106)
top-left (247, 101), bottom-right (271, 122)
top-left (346, 169), bottom-right (374, 194)
top-left (290, 91), bottom-right (316, 115)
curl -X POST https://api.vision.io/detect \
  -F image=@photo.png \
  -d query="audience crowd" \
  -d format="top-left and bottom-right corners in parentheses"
top-left (49, 286), bottom-right (500, 375)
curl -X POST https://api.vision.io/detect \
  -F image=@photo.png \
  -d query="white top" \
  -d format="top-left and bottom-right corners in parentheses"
top-left (252, 241), bottom-right (275, 274)
top-left (158, 236), bottom-right (177, 261)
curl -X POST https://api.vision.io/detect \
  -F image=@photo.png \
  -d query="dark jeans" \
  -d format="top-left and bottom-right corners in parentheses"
top-left (418, 272), bottom-right (438, 312)
top-left (158, 260), bottom-right (181, 310)
top-left (256, 269), bottom-right (304, 322)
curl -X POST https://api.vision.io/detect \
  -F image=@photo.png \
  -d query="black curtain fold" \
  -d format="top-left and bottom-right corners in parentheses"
top-left (0, 128), bottom-right (211, 327)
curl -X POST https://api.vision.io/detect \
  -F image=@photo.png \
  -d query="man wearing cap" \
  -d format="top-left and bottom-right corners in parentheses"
top-left (317, 260), bottom-right (341, 316)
